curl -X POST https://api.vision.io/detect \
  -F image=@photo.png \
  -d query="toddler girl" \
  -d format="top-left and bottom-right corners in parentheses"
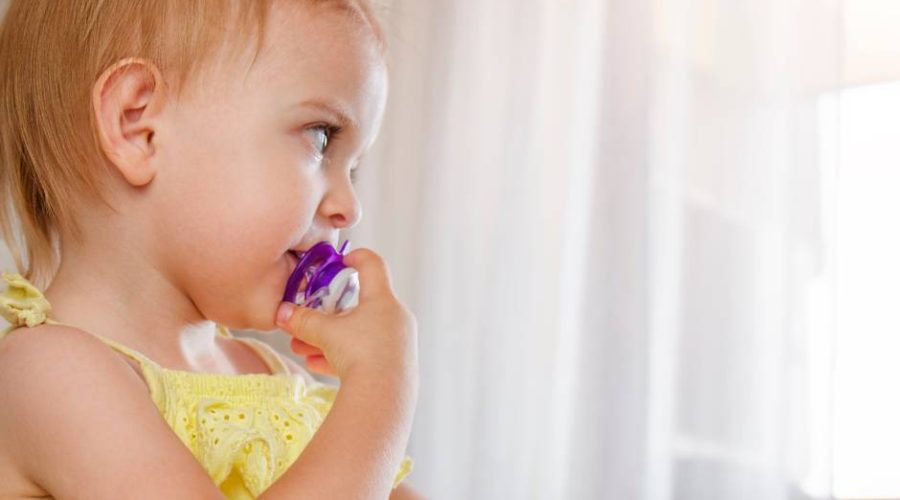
top-left (0, 1), bottom-right (420, 498)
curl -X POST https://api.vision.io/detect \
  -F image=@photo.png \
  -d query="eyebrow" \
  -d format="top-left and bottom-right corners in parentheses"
top-left (297, 98), bottom-right (358, 131)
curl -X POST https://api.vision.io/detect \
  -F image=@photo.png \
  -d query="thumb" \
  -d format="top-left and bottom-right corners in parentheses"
top-left (276, 301), bottom-right (327, 347)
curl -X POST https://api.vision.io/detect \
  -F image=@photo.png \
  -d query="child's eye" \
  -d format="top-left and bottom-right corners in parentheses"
top-left (305, 124), bottom-right (340, 156)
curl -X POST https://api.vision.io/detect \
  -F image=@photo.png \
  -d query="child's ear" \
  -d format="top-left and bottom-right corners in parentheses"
top-left (92, 58), bottom-right (165, 187)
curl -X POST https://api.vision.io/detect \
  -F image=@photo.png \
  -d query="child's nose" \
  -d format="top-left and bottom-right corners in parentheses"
top-left (321, 179), bottom-right (363, 230)
top-left (330, 204), bottom-right (362, 229)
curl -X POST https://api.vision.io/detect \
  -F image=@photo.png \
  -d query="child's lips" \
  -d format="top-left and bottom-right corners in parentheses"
top-left (286, 250), bottom-right (300, 269)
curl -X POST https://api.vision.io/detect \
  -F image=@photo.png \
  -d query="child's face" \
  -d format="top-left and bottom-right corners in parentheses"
top-left (151, 3), bottom-right (387, 330)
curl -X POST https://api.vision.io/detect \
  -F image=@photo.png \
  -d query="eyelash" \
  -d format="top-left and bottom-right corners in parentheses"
top-left (309, 123), bottom-right (342, 155)
top-left (307, 123), bottom-right (360, 185)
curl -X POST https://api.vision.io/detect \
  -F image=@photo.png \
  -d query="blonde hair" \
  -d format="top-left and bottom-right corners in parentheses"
top-left (0, 0), bottom-right (385, 289)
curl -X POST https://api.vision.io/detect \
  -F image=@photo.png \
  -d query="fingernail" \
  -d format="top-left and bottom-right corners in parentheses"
top-left (276, 302), bottom-right (294, 325)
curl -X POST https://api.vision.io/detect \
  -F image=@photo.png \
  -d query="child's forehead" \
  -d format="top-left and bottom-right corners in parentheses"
top-left (176, 1), bottom-right (387, 150)
top-left (263, 0), bottom-right (381, 57)
top-left (178, 1), bottom-right (388, 143)
top-left (247, 3), bottom-right (384, 91)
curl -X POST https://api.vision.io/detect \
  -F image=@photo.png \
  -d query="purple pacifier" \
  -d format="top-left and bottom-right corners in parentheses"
top-left (282, 240), bottom-right (359, 314)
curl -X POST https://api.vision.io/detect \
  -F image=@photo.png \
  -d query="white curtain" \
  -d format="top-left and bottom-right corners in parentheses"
top-left (339, 0), bottom-right (843, 498)
top-left (0, 0), bottom-right (842, 497)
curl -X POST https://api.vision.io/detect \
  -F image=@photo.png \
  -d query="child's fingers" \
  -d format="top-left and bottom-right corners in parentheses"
top-left (305, 354), bottom-right (335, 376)
top-left (288, 338), bottom-right (332, 375)
top-left (290, 338), bottom-right (323, 356)
top-left (276, 301), bottom-right (326, 347)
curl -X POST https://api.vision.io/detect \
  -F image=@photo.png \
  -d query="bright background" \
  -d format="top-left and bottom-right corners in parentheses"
top-left (2, 0), bottom-right (899, 498)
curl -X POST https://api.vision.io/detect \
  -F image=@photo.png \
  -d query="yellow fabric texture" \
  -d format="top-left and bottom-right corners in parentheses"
top-left (0, 272), bottom-right (413, 498)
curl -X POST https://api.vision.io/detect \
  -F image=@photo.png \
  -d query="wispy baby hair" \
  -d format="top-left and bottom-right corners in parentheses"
top-left (0, 0), bottom-right (385, 289)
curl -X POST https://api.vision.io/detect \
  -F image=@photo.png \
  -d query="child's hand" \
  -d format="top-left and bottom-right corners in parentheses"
top-left (289, 338), bottom-right (334, 376)
top-left (275, 248), bottom-right (418, 384)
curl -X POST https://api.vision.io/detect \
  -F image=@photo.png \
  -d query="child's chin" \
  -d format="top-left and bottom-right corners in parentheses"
top-left (259, 313), bottom-right (285, 333)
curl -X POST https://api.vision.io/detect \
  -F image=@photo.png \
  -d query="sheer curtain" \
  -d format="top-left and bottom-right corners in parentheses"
top-left (342, 0), bottom-right (843, 498)
top-left (0, 0), bottom-right (842, 497)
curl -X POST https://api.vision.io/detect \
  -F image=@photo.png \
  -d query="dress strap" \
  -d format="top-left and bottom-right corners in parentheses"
top-left (233, 336), bottom-right (290, 375)
top-left (0, 271), bottom-right (154, 364)
top-left (0, 271), bottom-right (55, 340)
top-left (0, 271), bottom-right (166, 396)
top-left (0, 271), bottom-right (286, 376)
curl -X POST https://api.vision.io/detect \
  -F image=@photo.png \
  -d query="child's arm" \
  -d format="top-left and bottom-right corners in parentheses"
top-left (278, 355), bottom-right (427, 500)
top-left (0, 325), bottom-right (226, 499)
top-left (261, 249), bottom-right (419, 499)
top-left (258, 368), bottom-right (417, 500)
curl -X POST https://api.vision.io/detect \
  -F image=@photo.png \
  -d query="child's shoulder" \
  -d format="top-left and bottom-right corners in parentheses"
top-left (0, 322), bottom-right (138, 377)
top-left (0, 324), bottom-right (147, 493)
top-left (0, 323), bottom-right (148, 421)
top-left (0, 323), bottom-right (224, 497)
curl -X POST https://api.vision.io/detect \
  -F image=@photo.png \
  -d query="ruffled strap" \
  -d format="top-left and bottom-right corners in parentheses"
top-left (0, 271), bottom-right (58, 340)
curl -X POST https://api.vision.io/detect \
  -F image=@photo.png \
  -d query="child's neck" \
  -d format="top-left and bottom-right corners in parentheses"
top-left (42, 241), bottom-right (224, 371)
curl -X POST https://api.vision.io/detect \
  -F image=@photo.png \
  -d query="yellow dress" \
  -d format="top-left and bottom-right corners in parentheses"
top-left (0, 272), bottom-right (413, 499)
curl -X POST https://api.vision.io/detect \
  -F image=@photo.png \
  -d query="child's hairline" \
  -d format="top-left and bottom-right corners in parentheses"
top-left (166, 0), bottom-right (389, 102)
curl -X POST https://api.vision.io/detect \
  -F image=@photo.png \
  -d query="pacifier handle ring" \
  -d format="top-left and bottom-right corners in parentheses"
top-left (282, 249), bottom-right (319, 303)
top-left (281, 240), bottom-right (352, 305)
